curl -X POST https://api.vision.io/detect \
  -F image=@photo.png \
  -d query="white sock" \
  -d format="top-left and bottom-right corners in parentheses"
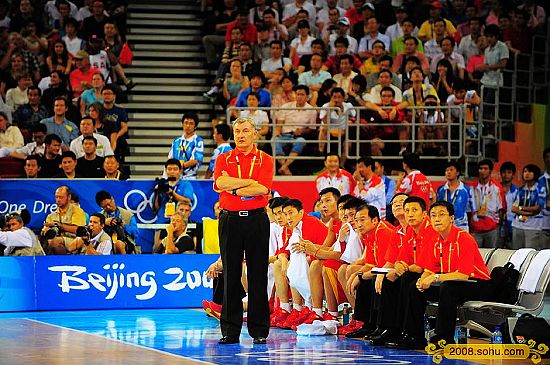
top-left (329, 311), bottom-right (338, 317)
top-left (281, 302), bottom-right (290, 312)
top-left (293, 303), bottom-right (303, 311)
top-left (313, 308), bottom-right (323, 316)
top-left (304, 300), bottom-right (312, 308)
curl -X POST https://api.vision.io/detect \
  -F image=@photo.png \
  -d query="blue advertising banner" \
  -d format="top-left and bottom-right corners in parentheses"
top-left (0, 254), bottom-right (218, 312)
top-left (0, 180), bottom-right (219, 252)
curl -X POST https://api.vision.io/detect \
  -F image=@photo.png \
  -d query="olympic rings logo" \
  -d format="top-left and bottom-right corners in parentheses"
top-left (123, 189), bottom-right (198, 224)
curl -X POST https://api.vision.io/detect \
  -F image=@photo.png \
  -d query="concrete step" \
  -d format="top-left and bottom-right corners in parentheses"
top-left (132, 43), bottom-right (200, 51)
top-left (125, 67), bottom-right (209, 75)
top-left (129, 28), bottom-right (200, 35)
top-left (131, 84), bottom-right (209, 93)
top-left (128, 3), bottom-right (198, 11)
top-left (131, 59), bottom-right (204, 68)
top-left (133, 50), bottom-right (204, 59)
top-left (130, 77), bottom-right (208, 85)
top-left (128, 137), bottom-right (175, 145)
top-left (128, 19), bottom-right (202, 27)
top-left (129, 13), bottom-right (199, 20)
top-left (130, 146), bottom-right (217, 155)
top-left (129, 34), bottom-right (202, 42)
top-left (129, 94), bottom-right (206, 103)
top-left (124, 102), bottom-right (213, 111)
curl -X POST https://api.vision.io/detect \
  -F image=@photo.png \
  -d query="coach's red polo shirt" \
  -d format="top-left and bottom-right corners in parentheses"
top-left (213, 145), bottom-right (274, 211)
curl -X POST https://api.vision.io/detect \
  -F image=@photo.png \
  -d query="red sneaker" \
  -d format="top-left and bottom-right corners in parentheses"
top-left (280, 308), bottom-right (304, 329)
top-left (209, 301), bottom-right (222, 313)
top-left (338, 319), bottom-right (364, 335)
top-left (270, 307), bottom-right (290, 327)
top-left (202, 300), bottom-right (221, 321)
top-left (292, 311), bottom-right (322, 331)
top-left (322, 312), bottom-right (339, 322)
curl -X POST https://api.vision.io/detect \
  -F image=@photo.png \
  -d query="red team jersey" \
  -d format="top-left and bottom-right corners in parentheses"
top-left (275, 216), bottom-right (328, 257)
top-left (362, 220), bottom-right (395, 267)
top-left (419, 226), bottom-right (491, 280)
top-left (395, 170), bottom-right (432, 208)
top-left (396, 218), bottom-right (439, 266)
top-left (384, 224), bottom-right (407, 264)
top-left (315, 169), bottom-right (356, 195)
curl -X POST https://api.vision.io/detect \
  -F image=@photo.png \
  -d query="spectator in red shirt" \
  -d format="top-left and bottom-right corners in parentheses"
top-left (345, 0), bottom-right (366, 26)
top-left (225, 10), bottom-right (257, 48)
top-left (395, 153), bottom-right (432, 208)
top-left (69, 50), bottom-right (100, 99)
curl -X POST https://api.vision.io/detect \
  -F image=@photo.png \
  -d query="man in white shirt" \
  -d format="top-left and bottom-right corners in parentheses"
top-left (68, 213), bottom-right (113, 255)
top-left (1, 123), bottom-right (46, 159)
top-left (429, 36), bottom-right (465, 79)
top-left (316, 0), bottom-right (345, 32)
top-left (261, 40), bottom-right (292, 80)
top-left (70, 116), bottom-right (113, 158)
top-left (358, 16), bottom-right (390, 60)
top-left (282, 0), bottom-right (316, 28)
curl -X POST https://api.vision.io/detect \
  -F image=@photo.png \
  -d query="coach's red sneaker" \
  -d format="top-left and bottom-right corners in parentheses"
top-left (270, 307), bottom-right (290, 327)
top-left (322, 312), bottom-right (339, 322)
top-left (202, 300), bottom-right (221, 321)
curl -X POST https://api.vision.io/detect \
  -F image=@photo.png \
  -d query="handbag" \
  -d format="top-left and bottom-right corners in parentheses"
top-left (119, 42), bottom-right (134, 66)
top-left (490, 262), bottom-right (520, 304)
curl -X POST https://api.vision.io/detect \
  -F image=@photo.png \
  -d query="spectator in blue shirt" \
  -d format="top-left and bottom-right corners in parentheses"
top-left (436, 161), bottom-right (472, 231)
top-left (40, 96), bottom-right (78, 146)
top-left (167, 112), bottom-right (205, 180)
top-left (499, 161), bottom-right (518, 247)
top-left (235, 72), bottom-right (271, 107)
top-left (205, 122), bottom-right (232, 179)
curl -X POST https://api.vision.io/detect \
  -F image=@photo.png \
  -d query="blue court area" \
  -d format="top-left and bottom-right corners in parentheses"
top-left (0, 308), bottom-right (476, 365)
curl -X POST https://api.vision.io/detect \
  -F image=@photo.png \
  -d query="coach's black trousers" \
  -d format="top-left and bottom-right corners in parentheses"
top-left (219, 210), bottom-right (270, 338)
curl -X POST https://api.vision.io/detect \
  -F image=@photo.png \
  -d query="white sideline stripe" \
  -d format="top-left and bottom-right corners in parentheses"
top-left (24, 318), bottom-right (215, 364)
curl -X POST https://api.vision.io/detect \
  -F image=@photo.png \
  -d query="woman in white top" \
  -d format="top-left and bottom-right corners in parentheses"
top-left (238, 92), bottom-right (270, 140)
top-left (289, 20), bottom-right (315, 68)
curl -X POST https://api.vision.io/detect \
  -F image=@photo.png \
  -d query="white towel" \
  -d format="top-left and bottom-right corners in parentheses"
top-left (296, 320), bottom-right (339, 335)
top-left (340, 224), bottom-right (363, 264)
top-left (508, 248), bottom-right (536, 270)
top-left (287, 226), bottom-right (311, 302)
top-left (519, 249), bottom-right (550, 294)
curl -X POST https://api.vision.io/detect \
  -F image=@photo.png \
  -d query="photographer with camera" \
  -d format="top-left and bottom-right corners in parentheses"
top-left (153, 159), bottom-right (194, 224)
top-left (0, 211), bottom-right (45, 256)
top-left (67, 213), bottom-right (113, 255)
top-left (41, 186), bottom-right (87, 254)
top-left (95, 190), bottom-right (140, 254)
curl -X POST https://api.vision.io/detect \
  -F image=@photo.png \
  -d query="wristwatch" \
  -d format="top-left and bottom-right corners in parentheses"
top-left (232, 188), bottom-right (238, 196)
top-left (434, 274), bottom-right (440, 282)
top-left (357, 272), bottom-right (363, 279)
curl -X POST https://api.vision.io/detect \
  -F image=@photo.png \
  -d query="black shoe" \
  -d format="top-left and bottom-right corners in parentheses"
top-left (345, 326), bottom-right (375, 338)
top-left (368, 329), bottom-right (399, 346)
top-left (386, 333), bottom-right (427, 350)
top-left (125, 80), bottom-right (137, 91)
top-left (363, 327), bottom-right (384, 341)
top-left (218, 336), bottom-right (239, 344)
top-left (253, 337), bottom-right (267, 344)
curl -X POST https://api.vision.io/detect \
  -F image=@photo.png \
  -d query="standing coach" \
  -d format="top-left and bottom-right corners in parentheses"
top-left (213, 117), bottom-right (274, 345)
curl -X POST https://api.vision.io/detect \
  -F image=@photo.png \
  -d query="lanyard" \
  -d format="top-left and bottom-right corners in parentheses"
top-left (446, 187), bottom-right (459, 205)
top-left (236, 155), bottom-right (257, 179)
top-left (477, 184), bottom-right (491, 205)
top-left (105, 171), bottom-right (120, 179)
top-left (523, 186), bottom-right (532, 207)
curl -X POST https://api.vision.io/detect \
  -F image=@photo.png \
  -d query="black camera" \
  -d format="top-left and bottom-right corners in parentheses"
top-left (43, 223), bottom-right (63, 240)
top-left (76, 226), bottom-right (93, 242)
top-left (155, 177), bottom-right (176, 194)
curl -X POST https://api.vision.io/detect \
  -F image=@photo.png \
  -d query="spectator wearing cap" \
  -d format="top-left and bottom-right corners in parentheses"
top-left (327, 18), bottom-right (358, 56)
top-left (358, 16), bottom-right (390, 60)
top-left (225, 10), bottom-right (257, 48)
top-left (417, 2), bottom-right (456, 43)
top-left (201, 0), bottom-right (238, 68)
top-left (69, 50), bottom-right (100, 98)
top-left (261, 8), bottom-right (288, 44)
top-left (315, 0), bottom-right (345, 33)
top-left (282, 0), bottom-right (316, 29)
top-left (385, 7), bottom-right (417, 45)
top-left (81, 1), bottom-right (111, 40)
top-left (344, 0), bottom-right (366, 26)
top-left (392, 36), bottom-right (430, 76)
top-left (351, 2), bottom-right (375, 40)
top-left (390, 18), bottom-right (423, 58)
top-left (430, 36), bottom-right (465, 80)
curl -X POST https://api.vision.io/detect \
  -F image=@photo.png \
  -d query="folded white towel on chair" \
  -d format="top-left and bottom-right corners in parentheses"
top-left (508, 248), bottom-right (535, 270)
top-left (519, 249), bottom-right (550, 294)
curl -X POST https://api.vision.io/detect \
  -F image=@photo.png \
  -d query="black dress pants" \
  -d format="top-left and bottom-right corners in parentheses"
top-left (354, 277), bottom-right (380, 330)
top-left (219, 210), bottom-right (270, 338)
top-left (403, 279), bottom-right (493, 339)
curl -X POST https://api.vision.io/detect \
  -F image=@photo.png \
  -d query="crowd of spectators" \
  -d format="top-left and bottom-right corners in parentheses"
top-left (0, 0), bottom-right (134, 175)
top-left (202, 0), bottom-right (547, 174)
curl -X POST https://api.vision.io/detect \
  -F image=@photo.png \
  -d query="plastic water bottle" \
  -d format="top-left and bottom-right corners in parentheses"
top-left (424, 314), bottom-right (431, 341)
top-left (455, 326), bottom-right (467, 344)
top-left (342, 304), bottom-right (350, 326)
top-left (491, 326), bottom-right (503, 344)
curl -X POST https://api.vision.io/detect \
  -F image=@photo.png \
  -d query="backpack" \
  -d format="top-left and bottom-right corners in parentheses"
top-left (490, 262), bottom-right (520, 304)
top-left (507, 314), bottom-right (550, 357)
